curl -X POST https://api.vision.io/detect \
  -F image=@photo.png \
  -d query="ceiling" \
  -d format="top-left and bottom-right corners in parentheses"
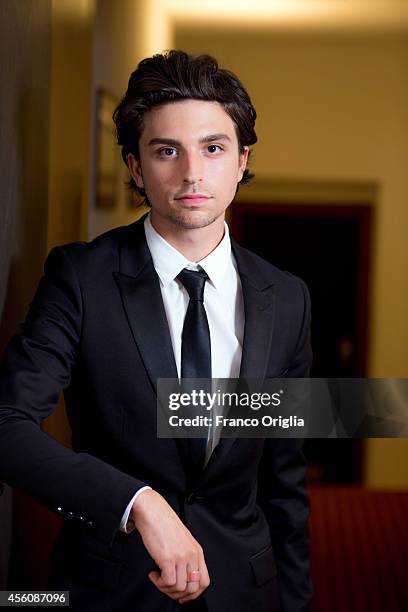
top-left (165, 0), bottom-right (408, 33)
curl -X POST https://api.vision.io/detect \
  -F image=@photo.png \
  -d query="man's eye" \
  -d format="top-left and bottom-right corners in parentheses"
top-left (207, 144), bottom-right (222, 153)
top-left (159, 147), bottom-right (177, 156)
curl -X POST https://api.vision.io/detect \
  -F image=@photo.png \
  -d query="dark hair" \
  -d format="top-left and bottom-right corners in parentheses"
top-left (113, 49), bottom-right (257, 199)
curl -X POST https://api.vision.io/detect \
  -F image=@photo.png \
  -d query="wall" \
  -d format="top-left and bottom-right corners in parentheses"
top-left (175, 28), bottom-right (408, 486)
top-left (88, 0), bottom-right (153, 239)
top-left (47, 0), bottom-right (95, 249)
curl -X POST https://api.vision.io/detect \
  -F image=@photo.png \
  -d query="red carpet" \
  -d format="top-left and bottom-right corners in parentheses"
top-left (309, 486), bottom-right (408, 612)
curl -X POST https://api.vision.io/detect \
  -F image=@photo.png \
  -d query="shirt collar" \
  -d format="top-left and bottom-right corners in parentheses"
top-left (144, 212), bottom-right (232, 289)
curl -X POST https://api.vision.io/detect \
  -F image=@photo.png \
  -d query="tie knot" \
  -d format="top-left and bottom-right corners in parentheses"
top-left (177, 268), bottom-right (209, 302)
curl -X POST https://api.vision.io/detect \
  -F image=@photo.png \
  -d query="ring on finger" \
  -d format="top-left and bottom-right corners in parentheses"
top-left (187, 569), bottom-right (200, 582)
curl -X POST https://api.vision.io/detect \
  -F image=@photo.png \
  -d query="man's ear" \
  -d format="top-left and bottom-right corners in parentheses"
top-left (237, 146), bottom-right (249, 182)
top-left (127, 153), bottom-right (144, 189)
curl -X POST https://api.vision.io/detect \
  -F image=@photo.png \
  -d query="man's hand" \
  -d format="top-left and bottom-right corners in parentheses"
top-left (130, 489), bottom-right (210, 604)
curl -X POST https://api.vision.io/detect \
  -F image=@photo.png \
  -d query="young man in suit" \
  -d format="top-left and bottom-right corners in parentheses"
top-left (0, 51), bottom-right (313, 611)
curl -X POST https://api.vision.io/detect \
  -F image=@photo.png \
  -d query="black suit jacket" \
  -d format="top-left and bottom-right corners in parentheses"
top-left (0, 215), bottom-right (313, 611)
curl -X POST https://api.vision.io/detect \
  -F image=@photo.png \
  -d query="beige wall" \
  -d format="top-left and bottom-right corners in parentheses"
top-left (0, 2), bottom-right (51, 337)
top-left (47, 0), bottom-right (95, 249)
top-left (176, 28), bottom-right (408, 487)
top-left (88, 0), bottom-right (152, 239)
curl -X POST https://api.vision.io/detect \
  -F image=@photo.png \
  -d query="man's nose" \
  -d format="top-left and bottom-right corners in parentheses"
top-left (182, 151), bottom-right (203, 184)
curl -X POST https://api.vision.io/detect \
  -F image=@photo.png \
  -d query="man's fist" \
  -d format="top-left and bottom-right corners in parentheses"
top-left (131, 489), bottom-right (210, 603)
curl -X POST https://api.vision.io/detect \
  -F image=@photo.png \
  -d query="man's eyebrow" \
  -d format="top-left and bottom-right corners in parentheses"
top-left (148, 138), bottom-right (181, 146)
top-left (199, 133), bottom-right (232, 144)
top-left (147, 133), bottom-right (232, 146)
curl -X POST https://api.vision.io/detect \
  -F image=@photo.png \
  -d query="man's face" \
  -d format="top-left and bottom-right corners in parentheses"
top-left (127, 99), bottom-right (249, 231)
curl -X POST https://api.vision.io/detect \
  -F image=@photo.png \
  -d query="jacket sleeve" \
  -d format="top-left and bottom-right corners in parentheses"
top-left (257, 278), bottom-right (313, 612)
top-left (0, 246), bottom-right (147, 548)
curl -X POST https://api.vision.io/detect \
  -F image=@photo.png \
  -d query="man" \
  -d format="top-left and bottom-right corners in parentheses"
top-left (0, 51), bottom-right (313, 611)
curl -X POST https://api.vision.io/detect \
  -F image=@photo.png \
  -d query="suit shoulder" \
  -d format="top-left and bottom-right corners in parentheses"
top-left (45, 223), bottom-right (132, 269)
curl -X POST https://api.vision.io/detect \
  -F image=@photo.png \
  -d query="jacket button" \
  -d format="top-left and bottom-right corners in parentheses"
top-left (86, 519), bottom-right (96, 529)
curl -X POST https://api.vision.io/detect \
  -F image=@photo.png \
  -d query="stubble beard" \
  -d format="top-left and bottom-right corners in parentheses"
top-left (164, 205), bottom-right (225, 230)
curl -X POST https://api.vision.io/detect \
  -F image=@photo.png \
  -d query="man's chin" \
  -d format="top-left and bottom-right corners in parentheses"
top-left (166, 210), bottom-right (223, 230)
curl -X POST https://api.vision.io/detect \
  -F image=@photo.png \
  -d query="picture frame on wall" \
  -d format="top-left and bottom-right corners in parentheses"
top-left (95, 89), bottom-right (121, 209)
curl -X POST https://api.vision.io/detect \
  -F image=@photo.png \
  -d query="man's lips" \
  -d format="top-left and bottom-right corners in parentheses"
top-left (175, 194), bottom-right (210, 200)
top-left (174, 194), bottom-right (211, 205)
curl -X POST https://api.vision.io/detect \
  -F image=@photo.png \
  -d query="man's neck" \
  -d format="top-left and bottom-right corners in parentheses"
top-left (149, 212), bottom-right (225, 262)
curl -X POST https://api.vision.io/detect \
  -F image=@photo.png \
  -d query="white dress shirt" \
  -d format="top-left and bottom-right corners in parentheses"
top-left (119, 212), bottom-right (244, 532)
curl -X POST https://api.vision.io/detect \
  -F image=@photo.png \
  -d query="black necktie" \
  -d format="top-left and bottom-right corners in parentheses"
top-left (177, 268), bottom-right (211, 379)
top-left (177, 268), bottom-right (211, 470)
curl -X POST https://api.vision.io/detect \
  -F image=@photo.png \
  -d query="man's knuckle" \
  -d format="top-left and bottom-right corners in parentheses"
top-left (172, 552), bottom-right (182, 564)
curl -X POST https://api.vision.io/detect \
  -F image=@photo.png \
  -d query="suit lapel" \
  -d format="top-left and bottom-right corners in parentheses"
top-left (112, 217), bottom-right (196, 472)
top-left (235, 246), bottom-right (276, 381)
top-left (113, 217), bottom-right (178, 390)
top-left (200, 240), bottom-right (277, 478)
